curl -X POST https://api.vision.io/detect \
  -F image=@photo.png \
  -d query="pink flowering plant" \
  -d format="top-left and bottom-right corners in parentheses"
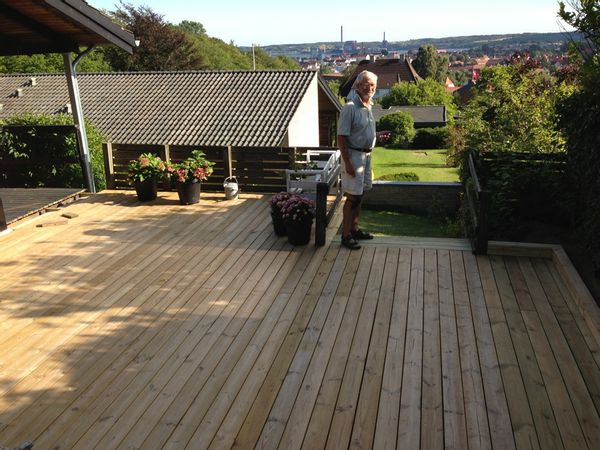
top-left (167, 150), bottom-right (214, 184)
top-left (269, 191), bottom-right (292, 217)
top-left (128, 153), bottom-right (166, 183)
top-left (280, 194), bottom-right (315, 223)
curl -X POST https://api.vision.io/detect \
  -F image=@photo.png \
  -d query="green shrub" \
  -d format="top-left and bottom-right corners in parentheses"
top-left (377, 112), bottom-right (415, 148)
top-left (376, 172), bottom-right (419, 181)
top-left (0, 113), bottom-right (106, 190)
top-left (412, 127), bottom-right (448, 149)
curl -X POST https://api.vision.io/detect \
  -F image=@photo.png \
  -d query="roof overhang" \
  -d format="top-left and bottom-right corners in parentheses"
top-left (0, 0), bottom-right (135, 56)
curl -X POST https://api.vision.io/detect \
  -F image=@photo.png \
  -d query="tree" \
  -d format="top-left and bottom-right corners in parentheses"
top-left (178, 20), bottom-right (206, 36)
top-left (377, 112), bottom-right (415, 148)
top-left (378, 78), bottom-right (457, 122)
top-left (103, 2), bottom-right (203, 71)
top-left (412, 44), bottom-right (449, 82)
top-left (559, 0), bottom-right (600, 62)
top-left (557, 0), bottom-right (600, 260)
top-left (0, 48), bottom-right (110, 73)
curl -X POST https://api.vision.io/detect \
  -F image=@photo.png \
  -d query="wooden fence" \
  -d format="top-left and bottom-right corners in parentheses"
top-left (102, 143), bottom-right (338, 193)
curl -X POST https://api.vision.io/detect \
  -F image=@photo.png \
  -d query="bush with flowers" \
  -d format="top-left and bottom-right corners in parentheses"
top-left (280, 194), bottom-right (315, 223)
top-left (269, 191), bottom-right (292, 218)
top-left (128, 153), bottom-right (166, 183)
top-left (167, 150), bottom-right (214, 184)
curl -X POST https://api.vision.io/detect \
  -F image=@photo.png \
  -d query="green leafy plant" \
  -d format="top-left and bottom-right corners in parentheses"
top-left (167, 150), bottom-right (214, 183)
top-left (128, 153), bottom-right (165, 183)
top-left (0, 113), bottom-right (106, 190)
top-left (377, 112), bottom-right (415, 148)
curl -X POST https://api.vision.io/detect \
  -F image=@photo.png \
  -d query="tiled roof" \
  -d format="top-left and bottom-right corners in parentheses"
top-left (371, 105), bottom-right (446, 127)
top-left (0, 70), bottom-right (322, 147)
top-left (340, 58), bottom-right (422, 97)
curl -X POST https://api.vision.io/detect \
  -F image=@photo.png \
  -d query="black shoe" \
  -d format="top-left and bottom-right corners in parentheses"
top-left (351, 228), bottom-right (373, 240)
top-left (341, 235), bottom-right (361, 250)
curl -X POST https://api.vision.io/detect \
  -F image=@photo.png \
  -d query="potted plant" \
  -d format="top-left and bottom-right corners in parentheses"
top-left (128, 153), bottom-right (166, 202)
top-left (167, 150), bottom-right (214, 205)
top-left (269, 191), bottom-right (292, 236)
top-left (281, 194), bottom-right (315, 245)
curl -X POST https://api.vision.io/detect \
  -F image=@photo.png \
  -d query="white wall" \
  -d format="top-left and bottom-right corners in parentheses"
top-left (286, 75), bottom-right (320, 147)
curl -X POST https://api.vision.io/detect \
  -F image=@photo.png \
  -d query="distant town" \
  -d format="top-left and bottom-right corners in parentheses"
top-left (244, 31), bottom-right (578, 86)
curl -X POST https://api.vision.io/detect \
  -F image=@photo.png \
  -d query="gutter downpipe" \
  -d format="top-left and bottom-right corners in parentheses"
top-left (63, 46), bottom-right (96, 193)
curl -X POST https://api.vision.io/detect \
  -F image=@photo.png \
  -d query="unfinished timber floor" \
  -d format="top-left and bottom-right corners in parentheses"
top-left (0, 191), bottom-right (598, 449)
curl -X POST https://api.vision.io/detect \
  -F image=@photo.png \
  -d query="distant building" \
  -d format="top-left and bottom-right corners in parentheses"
top-left (339, 58), bottom-right (421, 99)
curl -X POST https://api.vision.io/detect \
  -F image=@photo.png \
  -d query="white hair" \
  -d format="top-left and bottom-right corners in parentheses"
top-left (353, 70), bottom-right (378, 87)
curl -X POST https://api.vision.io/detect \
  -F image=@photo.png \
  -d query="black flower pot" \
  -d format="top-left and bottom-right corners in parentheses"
top-left (285, 218), bottom-right (313, 246)
top-left (271, 212), bottom-right (287, 236)
top-left (177, 182), bottom-right (201, 205)
top-left (134, 177), bottom-right (158, 202)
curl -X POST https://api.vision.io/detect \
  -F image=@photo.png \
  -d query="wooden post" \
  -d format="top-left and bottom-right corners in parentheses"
top-left (102, 142), bottom-right (115, 190)
top-left (0, 196), bottom-right (7, 231)
top-left (315, 182), bottom-right (329, 246)
top-left (475, 190), bottom-right (490, 254)
top-left (223, 145), bottom-right (233, 178)
top-left (162, 144), bottom-right (171, 190)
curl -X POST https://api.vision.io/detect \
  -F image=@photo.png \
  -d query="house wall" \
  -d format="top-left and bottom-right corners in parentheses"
top-left (286, 76), bottom-right (320, 147)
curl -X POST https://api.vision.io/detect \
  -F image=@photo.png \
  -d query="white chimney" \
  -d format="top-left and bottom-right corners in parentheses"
top-left (15, 88), bottom-right (23, 97)
top-left (29, 77), bottom-right (37, 86)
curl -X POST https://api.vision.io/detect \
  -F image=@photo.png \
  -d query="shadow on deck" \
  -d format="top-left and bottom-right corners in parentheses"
top-left (0, 191), bottom-right (598, 449)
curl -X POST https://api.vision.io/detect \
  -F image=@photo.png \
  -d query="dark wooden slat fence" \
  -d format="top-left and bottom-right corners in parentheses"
top-left (103, 143), bottom-right (337, 194)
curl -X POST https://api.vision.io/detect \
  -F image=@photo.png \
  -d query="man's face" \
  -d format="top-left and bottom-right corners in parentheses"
top-left (357, 78), bottom-right (376, 101)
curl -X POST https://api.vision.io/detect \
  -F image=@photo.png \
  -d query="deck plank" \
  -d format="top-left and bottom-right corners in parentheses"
top-left (372, 247), bottom-right (411, 450)
top-left (0, 192), bottom-right (599, 450)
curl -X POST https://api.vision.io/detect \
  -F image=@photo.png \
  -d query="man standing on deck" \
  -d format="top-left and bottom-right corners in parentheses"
top-left (337, 70), bottom-right (377, 250)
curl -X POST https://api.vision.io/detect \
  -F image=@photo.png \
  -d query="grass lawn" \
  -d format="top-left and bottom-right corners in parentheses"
top-left (360, 208), bottom-right (461, 238)
top-left (371, 147), bottom-right (460, 182)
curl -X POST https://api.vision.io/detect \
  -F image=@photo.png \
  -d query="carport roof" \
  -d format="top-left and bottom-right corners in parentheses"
top-left (0, 0), bottom-right (135, 56)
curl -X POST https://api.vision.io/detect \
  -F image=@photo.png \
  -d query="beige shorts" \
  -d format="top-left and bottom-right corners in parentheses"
top-left (341, 149), bottom-right (373, 196)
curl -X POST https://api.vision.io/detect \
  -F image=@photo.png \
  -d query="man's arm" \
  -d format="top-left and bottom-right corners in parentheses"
top-left (337, 135), bottom-right (355, 177)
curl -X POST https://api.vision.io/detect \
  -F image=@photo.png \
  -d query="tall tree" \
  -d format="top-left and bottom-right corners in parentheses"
top-left (378, 78), bottom-right (457, 121)
top-left (412, 44), bottom-right (449, 82)
top-left (104, 2), bottom-right (203, 71)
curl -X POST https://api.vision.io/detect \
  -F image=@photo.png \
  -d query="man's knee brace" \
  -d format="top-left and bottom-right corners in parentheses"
top-left (349, 195), bottom-right (363, 210)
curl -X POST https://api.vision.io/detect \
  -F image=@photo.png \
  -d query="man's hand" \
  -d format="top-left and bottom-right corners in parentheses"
top-left (345, 161), bottom-right (356, 177)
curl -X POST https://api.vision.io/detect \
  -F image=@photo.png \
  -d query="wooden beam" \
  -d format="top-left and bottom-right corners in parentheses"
top-left (0, 196), bottom-right (7, 231)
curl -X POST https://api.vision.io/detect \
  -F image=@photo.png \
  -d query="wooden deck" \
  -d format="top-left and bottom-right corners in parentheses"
top-left (0, 188), bottom-right (86, 224)
top-left (0, 191), bottom-right (598, 449)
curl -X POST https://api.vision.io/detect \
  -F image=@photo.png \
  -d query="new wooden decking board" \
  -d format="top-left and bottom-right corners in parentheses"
top-left (493, 255), bottom-right (563, 450)
top-left (298, 248), bottom-right (372, 450)
top-left (397, 248), bottom-right (424, 449)
top-left (250, 247), bottom-right (350, 449)
top-left (372, 247), bottom-right (410, 450)
top-left (103, 236), bottom-right (292, 449)
top-left (325, 247), bottom-right (385, 450)
top-left (520, 257), bottom-right (600, 448)
top-left (0, 196), bottom-right (268, 442)
top-left (138, 243), bottom-right (312, 450)
top-left (419, 249), bottom-right (444, 450)
top-left (226, 244), bottom-right (346, 450)
top-left (450, 250), bottom-right (492, 450)
top-left (207, 228), bottom-right (347, 450)
top-left (437, 249), bottom-right (468, 450)
top-left (2, 192), bottom-right (599, 450)
top-left (463, 251), bottom-right (515, 450)
top-left (72, 220), bottom-right (278, 448)
top-left (478, 255), bottom-right (540, 450)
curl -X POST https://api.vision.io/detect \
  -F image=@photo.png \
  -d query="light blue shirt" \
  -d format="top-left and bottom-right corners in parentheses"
top-left (337, 90), bottom-right (376, 150)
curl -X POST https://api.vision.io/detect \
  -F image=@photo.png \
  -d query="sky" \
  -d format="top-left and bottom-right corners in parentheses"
top-left (88, 0), bottom-right (570, 47)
